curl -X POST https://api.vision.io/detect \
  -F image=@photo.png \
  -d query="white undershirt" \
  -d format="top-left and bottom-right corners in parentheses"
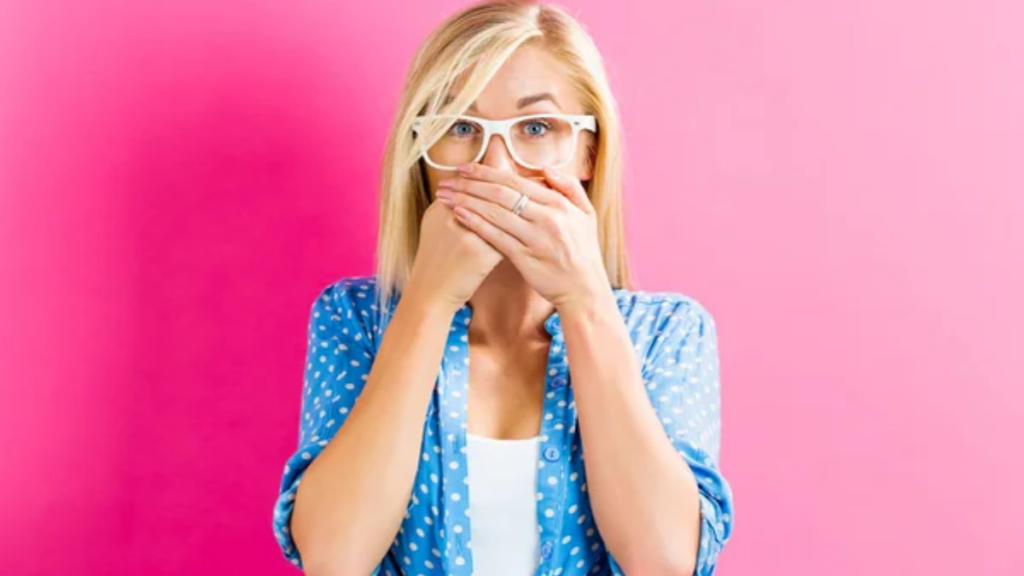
top-left (466, 433), bottom-right (541, 576)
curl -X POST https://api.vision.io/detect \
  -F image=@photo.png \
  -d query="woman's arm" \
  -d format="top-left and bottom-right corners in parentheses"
top-left (289, 287), bottom-right (458, 576)
top-left (559, 291), bottom-right (732, 576)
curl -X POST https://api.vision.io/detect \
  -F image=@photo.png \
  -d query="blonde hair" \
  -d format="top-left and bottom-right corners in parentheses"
top-left (375, 0), bottom-right (631, 309)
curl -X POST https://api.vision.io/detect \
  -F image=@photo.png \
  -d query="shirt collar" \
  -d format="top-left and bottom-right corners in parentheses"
top-left (451, 303), bottom-right (563, 337)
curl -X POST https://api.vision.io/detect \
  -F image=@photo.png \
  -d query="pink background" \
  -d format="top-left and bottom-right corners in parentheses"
top-left (2, 0), bottom-right (1022, 574)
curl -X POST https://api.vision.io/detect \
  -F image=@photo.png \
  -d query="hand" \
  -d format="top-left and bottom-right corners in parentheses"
top-left (406, 198), bottom-right (504, 311)
top-left (434, 163), bottom-right (610, 311)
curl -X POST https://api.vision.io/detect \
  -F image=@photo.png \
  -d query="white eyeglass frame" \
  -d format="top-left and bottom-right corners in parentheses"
top-left (411, 113), bottom-right (597, 170)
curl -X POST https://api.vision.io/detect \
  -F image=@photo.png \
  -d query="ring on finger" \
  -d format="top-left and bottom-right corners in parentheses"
top-left (511, 192), bottom-right (530, 217)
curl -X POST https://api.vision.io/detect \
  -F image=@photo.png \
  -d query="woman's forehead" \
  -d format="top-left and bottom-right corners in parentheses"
top-left (443, 45), bottom-right (583, 117)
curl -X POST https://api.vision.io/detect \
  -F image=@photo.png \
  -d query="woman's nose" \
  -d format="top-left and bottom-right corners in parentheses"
top-left (479, 134), bottom-right (516, 172)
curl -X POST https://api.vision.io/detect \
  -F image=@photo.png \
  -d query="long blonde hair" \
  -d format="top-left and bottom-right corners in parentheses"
top-left (375, 0), bottom-right (631, 309)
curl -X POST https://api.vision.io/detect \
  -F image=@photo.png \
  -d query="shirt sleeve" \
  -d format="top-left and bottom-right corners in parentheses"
top-left (272, 280), bottom-right (379, 571)
top-left (611, 297), bottom-right (735, 576)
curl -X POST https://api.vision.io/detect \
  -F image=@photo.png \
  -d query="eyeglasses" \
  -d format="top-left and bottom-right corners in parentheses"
top-left (412, 113), bottom-right (597, 171)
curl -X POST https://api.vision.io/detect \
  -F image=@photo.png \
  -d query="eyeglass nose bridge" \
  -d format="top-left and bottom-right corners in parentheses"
top-left (473, 119), bottom-right (520, 165)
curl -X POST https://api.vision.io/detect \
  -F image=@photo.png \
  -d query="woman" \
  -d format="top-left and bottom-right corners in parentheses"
top-left (273, 1), bottom-right (734, 575)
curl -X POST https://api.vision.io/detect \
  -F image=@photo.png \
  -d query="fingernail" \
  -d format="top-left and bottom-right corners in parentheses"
top-left (438, 178), bottom-right (454, 188)
top-left (435, 188), bottom-right (452, 200)
top-left (457, 164), bottom-right (473, 174)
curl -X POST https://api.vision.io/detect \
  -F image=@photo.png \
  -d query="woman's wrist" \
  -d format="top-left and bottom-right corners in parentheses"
top-left (398, 283), bottom-right (464, 321)
top-left (554, 282), bottom-right (617, 321)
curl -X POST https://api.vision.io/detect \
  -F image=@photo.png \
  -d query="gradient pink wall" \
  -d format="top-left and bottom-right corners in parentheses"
top-left (2, 1), bottom-right (1022, 575)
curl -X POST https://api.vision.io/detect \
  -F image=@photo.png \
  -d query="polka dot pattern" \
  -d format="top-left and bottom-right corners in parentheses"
top-left (273, 276), bottom-right (734, 575)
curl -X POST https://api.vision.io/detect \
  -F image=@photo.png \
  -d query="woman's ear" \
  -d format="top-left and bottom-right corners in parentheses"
top-left (579, 141), bottom-right (596, 182)
top-left (576, 132), bottom-right (597, 182)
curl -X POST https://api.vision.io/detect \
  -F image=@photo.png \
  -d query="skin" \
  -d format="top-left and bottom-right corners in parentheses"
top-left (291, 43), bottom-right (702, 576)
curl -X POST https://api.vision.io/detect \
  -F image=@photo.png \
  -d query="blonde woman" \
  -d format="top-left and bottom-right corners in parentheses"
top-left (273, 1), bottom-right (734, 575)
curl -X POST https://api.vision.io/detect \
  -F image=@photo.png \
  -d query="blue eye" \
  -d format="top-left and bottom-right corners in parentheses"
top-left (523, 120), bottom-right (550, 136)
top-left (449, 121), bottom-right (477, 136)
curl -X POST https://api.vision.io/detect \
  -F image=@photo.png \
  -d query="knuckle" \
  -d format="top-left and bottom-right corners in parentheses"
top-left (457, 230), bottom-right (476, 246)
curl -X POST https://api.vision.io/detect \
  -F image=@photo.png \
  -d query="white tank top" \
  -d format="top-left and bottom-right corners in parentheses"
top-left (466, 433), bottom-right (541, 576)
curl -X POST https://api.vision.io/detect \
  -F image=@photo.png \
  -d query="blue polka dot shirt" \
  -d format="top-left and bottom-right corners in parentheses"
top-left (274, 276), bottom-right (734, 575)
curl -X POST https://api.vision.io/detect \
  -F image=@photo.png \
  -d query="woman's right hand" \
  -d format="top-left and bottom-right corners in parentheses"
top-left (406, 199), bottom-right (504, 310)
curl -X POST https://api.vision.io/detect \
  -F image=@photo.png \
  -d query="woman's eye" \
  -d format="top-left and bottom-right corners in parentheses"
top-left (449, 122), bottom-right (477, 136)
top-left (523, 121), bottom-right (550, 136)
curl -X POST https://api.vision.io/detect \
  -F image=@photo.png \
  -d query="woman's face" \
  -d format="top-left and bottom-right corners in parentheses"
top-left (422, 43), bottom-right (595, 199)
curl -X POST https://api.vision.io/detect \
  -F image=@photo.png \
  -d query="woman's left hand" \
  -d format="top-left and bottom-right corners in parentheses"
top-left (434, 163), bottom-right (610, 312)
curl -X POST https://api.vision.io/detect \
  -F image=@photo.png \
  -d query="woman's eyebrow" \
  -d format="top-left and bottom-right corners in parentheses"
top-left (515, 92), bottom-right (561, 109)
top-left (440, 92), bottom-right (562, 112)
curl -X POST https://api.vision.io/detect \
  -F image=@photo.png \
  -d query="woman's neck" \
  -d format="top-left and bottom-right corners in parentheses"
top-left (467, 260), bottom-right (554, 346)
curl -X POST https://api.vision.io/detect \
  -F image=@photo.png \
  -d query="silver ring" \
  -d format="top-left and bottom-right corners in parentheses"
top-left (511, 193), bottom-right (530, 217)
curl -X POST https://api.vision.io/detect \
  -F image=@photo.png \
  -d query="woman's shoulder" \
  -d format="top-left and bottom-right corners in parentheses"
top-left (317, 274), bottom-right (381, 301)
top-left (312, 275), bottom-right (382, 312)
top-left (611, 286), bottom-right (717, 333)
top-left (309, 275), bottom-right (390, 345)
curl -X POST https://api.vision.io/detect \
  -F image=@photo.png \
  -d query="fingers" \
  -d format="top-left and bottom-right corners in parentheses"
top-left (542, 167), bottom-right (594, 214)
top-left (435, 190), bottom-right (533, 246)
top-left (452, 164), bottom-right (563, 207)
top-left (449, 204), bottom-right (524, 262)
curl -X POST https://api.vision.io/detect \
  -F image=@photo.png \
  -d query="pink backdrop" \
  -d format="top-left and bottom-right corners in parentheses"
top-left (2, 0), bottom-right (1022, 574)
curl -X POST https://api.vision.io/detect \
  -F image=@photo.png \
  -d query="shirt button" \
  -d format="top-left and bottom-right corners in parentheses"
top-left (543, 447), bottom-right (561, 461)
top-left (540, 540), bottom-right (554, 559)
top-left (551, 376), bottom-right (568, 389)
